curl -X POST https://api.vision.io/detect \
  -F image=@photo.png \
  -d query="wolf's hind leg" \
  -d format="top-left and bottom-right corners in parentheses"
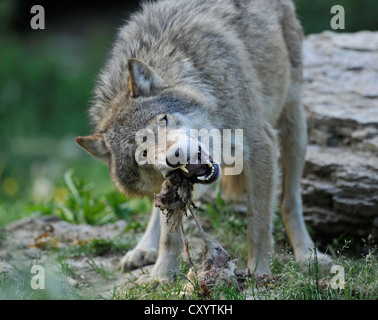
top-left (278, 84), bottom-right (331, 263)
top-left (120, 205), bottom-right (160, 270)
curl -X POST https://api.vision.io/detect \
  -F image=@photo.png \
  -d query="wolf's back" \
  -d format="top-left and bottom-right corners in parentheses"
top-left (90, 0), bottom-right (302, 129)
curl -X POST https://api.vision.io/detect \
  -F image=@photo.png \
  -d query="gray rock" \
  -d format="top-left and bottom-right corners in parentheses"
top-left (302, 31), bottom-right (378, 238)
top-left (0, 216), bottom-right (130, 298)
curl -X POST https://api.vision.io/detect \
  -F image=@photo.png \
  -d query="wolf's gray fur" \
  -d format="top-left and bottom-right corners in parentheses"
top-left (76, 0), bottom-right (330, 282)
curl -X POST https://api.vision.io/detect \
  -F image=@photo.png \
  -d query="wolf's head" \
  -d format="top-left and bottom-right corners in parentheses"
top-left (76, 59), bottom-right (222, 197)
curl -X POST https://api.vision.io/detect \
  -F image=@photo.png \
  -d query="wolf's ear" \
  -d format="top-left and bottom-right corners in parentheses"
top-left (75, 134), bottom-right (110, 164)
top-left (128, 58), bottom-right (167, 97)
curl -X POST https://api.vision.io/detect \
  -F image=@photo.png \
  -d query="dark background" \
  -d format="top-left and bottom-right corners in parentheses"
top-left (1, 0), bottom-right (378, 205)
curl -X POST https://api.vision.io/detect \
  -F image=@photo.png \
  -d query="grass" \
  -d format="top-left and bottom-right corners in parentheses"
top-left (0, 259), bottom-right (84, 300)
top-left (0, 229), bottom-right (138, 299)
top-left (0, 171), bottom-right (377, 300)
top-left (0, 169), bottom-right (151, 227)
top-left (112, 246), bottom-right (377, 300)
top-left (1, 171), bottom-right (377, 300)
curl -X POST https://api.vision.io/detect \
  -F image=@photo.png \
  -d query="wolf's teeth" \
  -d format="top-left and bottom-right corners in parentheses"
top-left (179, 165), bottom-right (189, 173)
top-left (197, 176), bottom-right (206, 181)
top-left (206, 160), bottom-right (213, 168)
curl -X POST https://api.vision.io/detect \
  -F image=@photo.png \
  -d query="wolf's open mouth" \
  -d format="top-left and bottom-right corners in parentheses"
top-left (177, 160), bottom-right (219, 184)
top-left (173, 148), bottom-right (219, 184)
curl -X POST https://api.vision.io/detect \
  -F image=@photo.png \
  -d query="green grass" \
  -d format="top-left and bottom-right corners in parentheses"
top-left (1, 171), bottom-right (377, 300)
top-left (0, 259), bottom-right (84, 300)
top-left (113, 197), bottom-right (377, 300)
top-left (2, 247), bottom-right (376, 300)
top-left (112, 247), bottom-right (377, 300)
top-left (0, 169), bottom-right (151, 227)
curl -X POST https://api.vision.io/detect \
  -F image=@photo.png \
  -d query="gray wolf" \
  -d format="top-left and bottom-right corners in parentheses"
top-left (76, 0), bottom-right (329, 282)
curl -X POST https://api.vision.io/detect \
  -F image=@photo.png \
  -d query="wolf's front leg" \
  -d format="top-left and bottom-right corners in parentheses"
top-left (245, 124), bottom-right (278, 274)
top-left (120, 206), bottom-right (160, 270)
top-left (136, 208), bottom-right (182, 284)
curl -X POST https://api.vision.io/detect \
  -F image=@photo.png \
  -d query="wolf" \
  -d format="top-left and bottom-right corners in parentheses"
top-left (76, 0), bottom-right (329, 282)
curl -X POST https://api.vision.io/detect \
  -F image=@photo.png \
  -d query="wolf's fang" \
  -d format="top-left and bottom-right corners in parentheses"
top-left (197, 176), bottom-right (206, 181)
top-left (179, 165), bottom-right (189, 173)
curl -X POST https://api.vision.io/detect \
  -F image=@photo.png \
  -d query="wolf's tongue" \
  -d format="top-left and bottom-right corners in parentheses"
top-left (179, 163), bottom-right (208, 178)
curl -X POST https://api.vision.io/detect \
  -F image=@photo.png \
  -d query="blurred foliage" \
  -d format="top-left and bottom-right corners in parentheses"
top-left (0, 170), bottom-right (151, 227)
top-left (0, 20), bottom-right (115, 202)
top-left (294, 0), bottom-right (378, 34)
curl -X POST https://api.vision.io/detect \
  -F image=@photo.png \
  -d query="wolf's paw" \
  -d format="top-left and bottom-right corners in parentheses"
top-left (135, 266), bottom-right (173, 285)
top-left (135, 273), bottom-right (170, 286)
top-left (295, 250), bottom-right (332, 265)
top-left (135, 256), bottom-right (178, 285)
top-left (120, 248), bottom-right (158, 270)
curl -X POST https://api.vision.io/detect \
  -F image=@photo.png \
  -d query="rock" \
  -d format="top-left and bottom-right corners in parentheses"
top-left (0, 216), bottom-right (132, 298)
top-left (302, 31), bottom-right (378, 238)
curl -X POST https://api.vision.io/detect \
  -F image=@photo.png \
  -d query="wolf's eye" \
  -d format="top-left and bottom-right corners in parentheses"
top-left (159, 115), bottom-right (167, 126)
top-left (142, 149), bottom-right (147, 158)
